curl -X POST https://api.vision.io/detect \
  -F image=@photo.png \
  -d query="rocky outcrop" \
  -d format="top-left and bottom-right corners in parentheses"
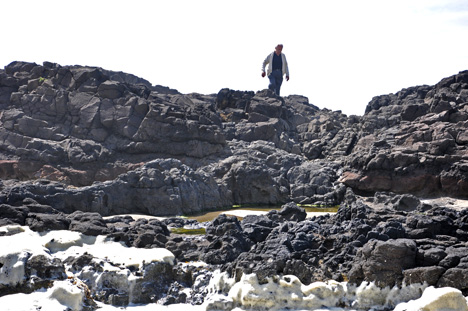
top-left (1, 61), bottom-right (468, 215)
top-left (0, 61), bottom-right (354, 215)
top-left (341, 71), bottom-right (468, 197)
top-left (2, 62), bottom-right (467, 214)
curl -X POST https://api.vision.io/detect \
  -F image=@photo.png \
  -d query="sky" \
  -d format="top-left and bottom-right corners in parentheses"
top-left (2, 0), bottom-right (468, 116)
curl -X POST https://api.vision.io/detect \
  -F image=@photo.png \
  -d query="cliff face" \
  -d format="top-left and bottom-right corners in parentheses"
top-left (0, 61), bottom-right (467, 215)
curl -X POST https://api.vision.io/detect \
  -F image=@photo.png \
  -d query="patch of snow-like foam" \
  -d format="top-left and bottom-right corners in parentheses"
top-left (394, 286), bottom-right (468, 311)
top-left (0, 279), bottom-right (87, 311)
top-left (351, 281), bottom-right (428, 310)
top-left (0, 225), bottom-right (176, 308)
top-left (42, 230), bottom-right (94, 252)
top-left (0, 250), bottom-right (32, 286)
top-left (0, 226), bottom-right (51, 286)
top-left (0, 226), bottom-right (174, 281)
top-left (202, 272), bottom-right (467, 311)
top-left (48, 279), bottom-right (86, 311)
top-left (205, 270), bottom-right (237, 295)
top-left (183, 222), bottom-right (206, 230)
top-left (42, 231), bottom-right (175, 267)
top-left (223, 274), bottom-right (347, 310)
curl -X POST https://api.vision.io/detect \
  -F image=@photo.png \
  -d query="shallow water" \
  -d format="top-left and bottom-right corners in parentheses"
top-left (186, 205), bottom-right (339, 223)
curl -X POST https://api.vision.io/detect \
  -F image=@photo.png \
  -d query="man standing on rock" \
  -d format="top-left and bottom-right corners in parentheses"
top-left (261, 44), bottom-right (290, 96)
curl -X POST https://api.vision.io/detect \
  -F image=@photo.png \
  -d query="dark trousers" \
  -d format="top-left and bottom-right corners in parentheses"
top-left (268, 69), bottom-right (283, 95)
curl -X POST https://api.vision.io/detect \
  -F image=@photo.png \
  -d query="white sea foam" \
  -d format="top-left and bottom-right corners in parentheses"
top-left (0, 226), bottom-right (51, 286)
top-left (393, 286), bottom-right (468, 311)
top-left (204, 272), bottom-right (468, 311)
top-left (48, 279), bottom-right (86, 311)
top-left (0, 225), bottom-right (176, 309)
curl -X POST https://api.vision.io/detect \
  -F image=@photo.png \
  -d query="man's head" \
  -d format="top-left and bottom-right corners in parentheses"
top-left (275, 44), bottom-right (283, 55)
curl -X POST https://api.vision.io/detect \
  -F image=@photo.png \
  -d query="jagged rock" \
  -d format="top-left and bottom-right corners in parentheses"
top-left (107, 217), bottom-right (170, 248)
top-left (278, 202), bottom-right (306, 222)
top-left (240, 214), bottom-right (274, 243)
top-left (201, 214), bottom-right (252, 264)
top-left (438, 268), bottom-right (468, 294)
top-left (24, 255), bottom-right (67, 290)
top-left (393, 194), bottom-right (421, 211)
top-left (25, 213), bottom-right (70, 232)
top-left (67, 211), bottom-right (110, 236)
top-left (0, 204), bottom-right (28, 226)
top-left (348, 238), bottom-right (418, 287)
top-left (165, 235), bottom-right (205, 262)
top-left (97, 80), bottom-right (126, 99)
top-left (403, 266), bottom-right (446, 286)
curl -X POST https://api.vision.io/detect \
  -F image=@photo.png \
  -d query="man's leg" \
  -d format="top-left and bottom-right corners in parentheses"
top-left (268, 74), bottom-right (277, 93)
top-left (275, 72), bottom-right (283, 95)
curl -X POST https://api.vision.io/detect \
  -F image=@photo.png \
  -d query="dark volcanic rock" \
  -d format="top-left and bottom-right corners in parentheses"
top-left (341, 70), bottom-right (468, 198)
top-left (0, 204), bottom-right (28, 226)
top-left (25, 255), bottom-right (67, 289)
top-left (2, 61), bottom-right (468, 217)
top-left (437, 268), bottom-right (468, 294)
top-left (241, 214), bottom-right (275, 243)
top-left (25, 213), bottom-right (70, 232)
top-left (278, 202), bottom-right (307, 221)
top-left (108, 217), bottom-right (170, 248)
top-left (403, 266), bottom-right (446, 286)
top-left (3, 61), bottom-right (468, 305)
top-left (348, 239), bottom-right (417, 287)
top-left (201, 214), bottom-right (252, 265)
top-left (67, 211), bottom-right (110, 235)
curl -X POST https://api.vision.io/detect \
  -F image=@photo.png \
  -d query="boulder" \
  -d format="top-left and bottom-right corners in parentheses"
top-left (403, 266), bottom-right (446, 286)
top-left (97, 80), bottom-right (126, 99)
top-left (278, 202), bottom-right (306, 222)
top-left (437, 268), bottom-right (468, 293)
top-left (0, 204), bottom-right (28, 226)
top-left (241, 214), bottom-right (274, 243)
top-left (25, 213), bottom-right (70, 232)
top-left (67, 211), bottom-right (109, 236)
top-left (348, 239), bottom-right (417, 287)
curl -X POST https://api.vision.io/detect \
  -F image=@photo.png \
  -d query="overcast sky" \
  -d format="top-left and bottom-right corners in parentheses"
top-left (2, 0), bottom-right (468, 115)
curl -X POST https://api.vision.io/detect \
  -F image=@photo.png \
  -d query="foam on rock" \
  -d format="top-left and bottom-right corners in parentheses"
top-left (48, 280), bottom-right (86, 311)
top-left (0, 280), bottom-right (86, 311)
top-left (204, 272), bottom-right (468, 311)
top-left (394, 286), bottom-right (468, 311)
top-left (0, 226), bottom-right (51, 286)
top-left (45, 231), bottom-right (175, 267)
top-left (0, 225), bottom-right (175, 306)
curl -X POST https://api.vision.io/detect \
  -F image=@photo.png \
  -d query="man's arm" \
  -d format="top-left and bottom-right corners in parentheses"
top-left (283, 54), bottom-right (289, 80)
top-left (261, 53), bottom-right (271, 77)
